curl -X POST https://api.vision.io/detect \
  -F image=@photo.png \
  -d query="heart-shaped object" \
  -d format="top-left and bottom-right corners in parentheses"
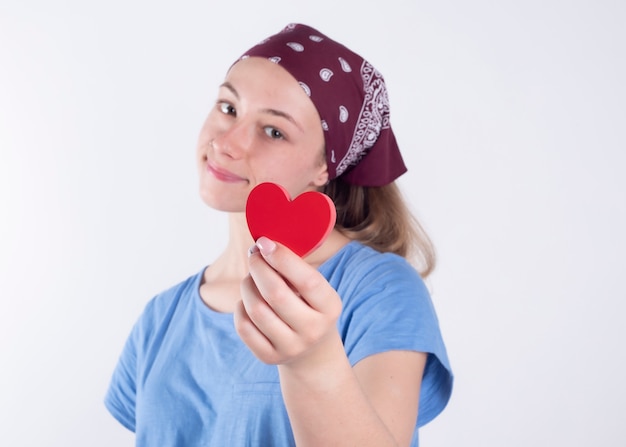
top-left (246, 182), bottom-right (336, 257)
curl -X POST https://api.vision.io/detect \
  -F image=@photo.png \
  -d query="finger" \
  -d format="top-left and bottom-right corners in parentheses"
top-left (233, 299), bottom-right (274, 361)
top-left (254, 237), bottom-right (341, 316)
top-left (247, 246), bottom-right (321, 329)
top-left (239, 273), bottom-right (299, 353)
top-left (233, 298), bottom-right (283, 365)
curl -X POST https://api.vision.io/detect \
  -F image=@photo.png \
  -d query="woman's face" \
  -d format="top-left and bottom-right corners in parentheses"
top-left (196, 57), bottom-right (328, 213)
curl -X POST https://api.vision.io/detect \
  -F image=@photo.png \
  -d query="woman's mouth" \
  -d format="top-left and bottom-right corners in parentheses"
top-left (206, 161), bottom-right (247, 183)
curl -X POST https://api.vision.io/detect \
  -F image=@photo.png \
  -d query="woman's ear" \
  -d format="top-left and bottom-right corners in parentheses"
top-left (310, 163), bottom-right (329, 188)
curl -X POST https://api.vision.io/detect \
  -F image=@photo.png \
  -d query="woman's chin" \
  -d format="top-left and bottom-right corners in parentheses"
top-left (198, 190), bottom-right (245, 213)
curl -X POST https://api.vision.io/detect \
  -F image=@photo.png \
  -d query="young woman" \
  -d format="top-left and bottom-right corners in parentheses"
top-left (105, 23), bottom-right (453, 446)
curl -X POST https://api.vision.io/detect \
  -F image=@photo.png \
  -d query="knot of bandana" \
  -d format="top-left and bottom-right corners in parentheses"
top-left (237, 23), bottom-right (407, 187)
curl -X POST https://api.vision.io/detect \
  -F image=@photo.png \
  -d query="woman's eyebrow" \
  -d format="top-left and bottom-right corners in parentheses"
top-left (219, 82), bottom-right (303, 132)
top-left (260, 108), bottom-right (302, 132)
top-left (219, 82), bottom-right (239, 99)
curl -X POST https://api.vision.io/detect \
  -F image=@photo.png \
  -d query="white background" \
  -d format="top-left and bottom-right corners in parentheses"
top-left (1, 1), bottom-right (625, 446)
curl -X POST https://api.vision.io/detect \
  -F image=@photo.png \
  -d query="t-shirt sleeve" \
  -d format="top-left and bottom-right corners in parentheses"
top-left (103, 273), bottom-right (199, 433)
top-left (337, 254), bottom-right (453, 427)
top-left (104, 305), bottom-right (149, 432)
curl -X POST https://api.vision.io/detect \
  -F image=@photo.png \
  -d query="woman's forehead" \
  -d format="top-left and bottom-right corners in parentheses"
top-left (234, 23), bottom-right (406, 186)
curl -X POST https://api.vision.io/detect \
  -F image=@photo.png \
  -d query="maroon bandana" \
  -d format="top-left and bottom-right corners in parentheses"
top-left (237, 23), bottom-right (407, 187)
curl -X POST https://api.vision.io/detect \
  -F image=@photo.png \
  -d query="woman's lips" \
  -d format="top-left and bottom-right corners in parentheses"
top-left (207, 161), bottom-right (246, 183)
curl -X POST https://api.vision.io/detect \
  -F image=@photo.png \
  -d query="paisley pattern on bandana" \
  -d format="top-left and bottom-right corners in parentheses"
top-left (236, 23), bottom-right (407, 186)
top-left (337, 61), bottom-right (391, 177)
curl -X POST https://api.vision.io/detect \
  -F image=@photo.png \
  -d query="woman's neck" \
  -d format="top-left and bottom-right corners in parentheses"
top-left (208, 213), bottom-right (255, 281)
top-left (203, 212), bottom-right (351, 285)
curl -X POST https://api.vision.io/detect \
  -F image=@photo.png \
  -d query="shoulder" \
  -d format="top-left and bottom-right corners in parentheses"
top-left (148, 268), bottom-right (204, 310)
top-left (321, 242), bottom-right (427, 300)
top-left (132, 268), bottom-right (206, 337)
top-left (322, 242), bottom-right (438, 346)
top-left (325, 242), bottom-right (443, 359)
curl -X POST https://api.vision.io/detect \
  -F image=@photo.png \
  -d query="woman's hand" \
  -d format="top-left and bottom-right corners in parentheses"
top-left (235, 236), bottom-right (426, 446)
top-left (234, 236), bottom-right (342, 366)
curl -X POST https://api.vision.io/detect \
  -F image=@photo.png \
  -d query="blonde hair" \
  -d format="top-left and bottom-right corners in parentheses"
top-left (322, 178), bottom-right (436, 278)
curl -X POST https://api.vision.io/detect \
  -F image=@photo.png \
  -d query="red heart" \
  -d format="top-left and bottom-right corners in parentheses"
top-left (246, 182), bottom-right (336, 257)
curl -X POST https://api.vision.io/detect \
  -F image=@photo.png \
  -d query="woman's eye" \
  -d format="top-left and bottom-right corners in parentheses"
top-left (263, 127), bottom-right (284, 140)
top-left (218, 102), bottom-right (236, 116)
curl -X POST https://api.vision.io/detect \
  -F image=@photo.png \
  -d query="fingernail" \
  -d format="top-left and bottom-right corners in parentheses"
top-left (247, 243), bottom-right (260, 257)
top-left (256, 237), bottom-right (276, 257)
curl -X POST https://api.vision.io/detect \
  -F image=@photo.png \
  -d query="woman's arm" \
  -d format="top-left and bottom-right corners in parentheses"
top-left (236, 237), bottom-right (426, 446)
top-left (278, 340), bottom-right (426, 447)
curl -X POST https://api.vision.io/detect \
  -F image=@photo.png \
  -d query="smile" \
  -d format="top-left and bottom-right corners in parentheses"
top-left (207, 161), bottom-right (247, 183)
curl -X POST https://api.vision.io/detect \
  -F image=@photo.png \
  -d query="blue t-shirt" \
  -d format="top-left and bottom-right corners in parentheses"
top-left (105, 241), bottom-right (453, 446)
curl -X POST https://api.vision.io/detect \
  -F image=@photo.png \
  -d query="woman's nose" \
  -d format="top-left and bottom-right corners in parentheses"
top-left (212, 121), bottom-right (253, 159)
